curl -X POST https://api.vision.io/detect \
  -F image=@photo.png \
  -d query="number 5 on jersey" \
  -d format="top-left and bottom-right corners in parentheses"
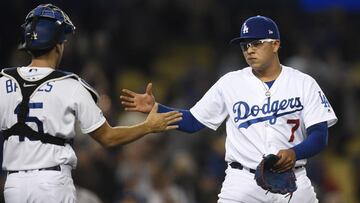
top-left (14, 102), bottom-right (44, 142)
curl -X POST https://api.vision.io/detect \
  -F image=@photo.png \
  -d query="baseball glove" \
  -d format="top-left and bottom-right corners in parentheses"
top-left (254, 154), bottom-right (297, 199)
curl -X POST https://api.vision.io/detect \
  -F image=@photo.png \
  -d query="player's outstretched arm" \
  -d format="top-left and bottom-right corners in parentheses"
top-left (121, 83), bottom-right (205, 133)
top-left (89, 103), bottom-right (182, 148)
top-left (120, 83), bottom-right (155, 113)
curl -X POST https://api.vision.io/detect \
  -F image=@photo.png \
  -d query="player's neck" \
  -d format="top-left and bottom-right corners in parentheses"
top-left (29, 54), bottom-right (58, 69)
top-left (252, 64), bottom-right (282, 82)
top-left (29, 59), bottom-right (56, 69)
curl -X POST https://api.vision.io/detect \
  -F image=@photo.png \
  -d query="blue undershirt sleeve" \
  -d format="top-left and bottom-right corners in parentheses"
top-left (158, 104), bottom-right (205, 133)
top-left (291, 121), bottom-right (328, 160)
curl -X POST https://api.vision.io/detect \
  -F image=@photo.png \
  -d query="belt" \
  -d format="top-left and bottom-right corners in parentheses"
top-left (230, 162), bottom-right (256, 174)
top-left (230, 162), bottom-right (303, 174)
top-left (7, 165), bottom-right (61, 174)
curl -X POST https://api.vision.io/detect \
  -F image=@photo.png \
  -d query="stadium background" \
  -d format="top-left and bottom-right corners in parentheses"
top-left (0, 0), bottom-right (360, 202)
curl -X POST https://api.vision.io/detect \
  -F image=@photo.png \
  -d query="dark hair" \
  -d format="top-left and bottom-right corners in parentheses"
top-left (29, 47), bottom-right (53, 58)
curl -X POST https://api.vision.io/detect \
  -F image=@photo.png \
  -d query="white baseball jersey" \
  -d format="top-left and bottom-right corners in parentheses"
top-left (190, 65), bottom-right (337, 169)
top-left (0, 67), bottom-right (106, 171)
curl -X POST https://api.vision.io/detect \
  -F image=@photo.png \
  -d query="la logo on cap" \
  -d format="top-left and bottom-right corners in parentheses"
top-left (242, 24), bottom-right (249, 34)
top-left (268, 30), bottom-right (273, 34)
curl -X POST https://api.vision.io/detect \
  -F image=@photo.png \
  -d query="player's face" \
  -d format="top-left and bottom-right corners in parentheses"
top-left (241, 39), bottom-right (280, 71)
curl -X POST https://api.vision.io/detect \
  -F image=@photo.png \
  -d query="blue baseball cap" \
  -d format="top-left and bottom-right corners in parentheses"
top-left (230, 15), bottom-right (280, 44)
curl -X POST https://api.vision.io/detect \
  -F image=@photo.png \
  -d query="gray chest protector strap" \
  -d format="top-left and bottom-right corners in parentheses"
top-left (1, 68), bottom-right (98, 146)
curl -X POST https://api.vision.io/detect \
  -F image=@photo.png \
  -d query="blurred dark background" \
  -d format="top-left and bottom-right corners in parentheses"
top-left (1, 0), bottom-right (360, 203)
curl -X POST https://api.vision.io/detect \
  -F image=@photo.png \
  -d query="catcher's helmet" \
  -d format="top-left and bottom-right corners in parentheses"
top-left (19, 4), bottom-right (75, 51)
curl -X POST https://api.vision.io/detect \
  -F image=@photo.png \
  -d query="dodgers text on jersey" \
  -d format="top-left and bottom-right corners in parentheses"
top-left (233, 97), bottom-right (304, 129)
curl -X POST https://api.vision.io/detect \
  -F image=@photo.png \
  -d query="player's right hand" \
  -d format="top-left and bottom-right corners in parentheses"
top-left (120, 83), bottom-right (155, 113)
top-left (145, 103), bottom-right (182, 132)
top-left (273, 149), bottom-right (296, 173)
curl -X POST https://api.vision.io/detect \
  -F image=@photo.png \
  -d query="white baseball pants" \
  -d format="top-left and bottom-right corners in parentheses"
top-left (218, 165), bottom-right (318, 203)
top-left (4, 165), bottom-right (76, 203)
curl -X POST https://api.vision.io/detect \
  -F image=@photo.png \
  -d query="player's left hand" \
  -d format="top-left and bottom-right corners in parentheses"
top-left (120, 83), bottom-right (155, 113)
top-left (273, 149), bottom-right (296, 173)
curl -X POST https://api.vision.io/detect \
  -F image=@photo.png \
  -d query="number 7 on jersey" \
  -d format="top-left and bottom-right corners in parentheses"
top-left (287, 119), bottom-right (299, 142)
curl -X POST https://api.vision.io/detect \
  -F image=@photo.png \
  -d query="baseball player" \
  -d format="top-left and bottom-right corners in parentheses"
top-left (0, 4), bottom-right (182, 203)
top-left (120, 15), bottom-right (338, 203)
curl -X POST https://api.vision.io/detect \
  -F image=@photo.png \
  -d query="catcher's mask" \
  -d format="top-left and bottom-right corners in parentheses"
top-left (18, 4), bottom-right (75, 52)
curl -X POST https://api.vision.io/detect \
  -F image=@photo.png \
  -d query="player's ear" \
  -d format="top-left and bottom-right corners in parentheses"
top-left (272, 40), bottom-right (280, 53)
top-left (53, 43), bottom-right (65, 67)
top-left (54, 43), bottom-right (64, 54)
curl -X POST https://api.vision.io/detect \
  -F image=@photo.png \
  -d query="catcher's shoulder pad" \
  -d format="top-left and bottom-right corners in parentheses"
top-left (1, 68), bottom-right (99, 103)
top-left (53, 69), bottom-right (99, 103)
top-left (1, 67), bottom-right (16, 77)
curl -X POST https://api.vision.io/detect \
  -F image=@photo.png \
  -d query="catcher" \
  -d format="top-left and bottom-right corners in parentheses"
top-left (0, 4), bottom-right (182, 203)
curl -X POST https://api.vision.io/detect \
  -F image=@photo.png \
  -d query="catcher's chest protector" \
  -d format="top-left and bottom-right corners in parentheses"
top-left (1, 67), bottom-right (98, 146)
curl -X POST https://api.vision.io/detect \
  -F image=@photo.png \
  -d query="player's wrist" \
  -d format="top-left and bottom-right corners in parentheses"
top-left (141, 121), bottom-right (153, 134)
top-left (289, 148), bottom-right (296, 158)
top-left (157, 103), bottom-right (172, 113)
top-left (291, 146), bottom-right (301, 161)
